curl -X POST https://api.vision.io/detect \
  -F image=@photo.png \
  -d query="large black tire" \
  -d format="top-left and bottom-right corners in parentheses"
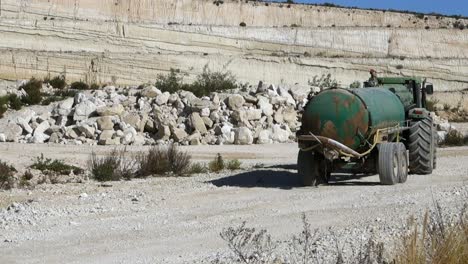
top-left (408, 117), bottom-right (435, 174)
top-left (378, 143), bottom-right (399, 185)
top-left (396, 143), bottom-right (408, 183)
top-left (297, 151), bottom-right (328, 186)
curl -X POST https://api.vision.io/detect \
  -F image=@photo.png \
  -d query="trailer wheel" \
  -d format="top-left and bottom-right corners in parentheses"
top-left (378, 143), bottom-right (399, 185)
top-left (408, 117), bottom-right (435, 174)
top-left (396, 143), bottom-right (408, 183)
top-left (297, 151), bottom-right (328, 186)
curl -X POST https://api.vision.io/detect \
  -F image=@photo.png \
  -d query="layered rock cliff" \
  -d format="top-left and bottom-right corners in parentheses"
top-left (0, 0), bottom-right (467, 94)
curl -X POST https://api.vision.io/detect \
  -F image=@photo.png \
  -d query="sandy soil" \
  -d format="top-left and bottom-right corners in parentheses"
top-left (0, 143), bottom-right (467, 263)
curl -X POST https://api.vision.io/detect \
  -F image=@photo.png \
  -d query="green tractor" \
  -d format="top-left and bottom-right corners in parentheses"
top-left (297, 77), bottom-right (436, 186)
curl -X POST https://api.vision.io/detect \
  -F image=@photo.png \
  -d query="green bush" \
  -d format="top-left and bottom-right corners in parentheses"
top-left (0, 96), bottom-right (9, 118)
top-left (0, 160), bottom-right (16, 190)
top-left (20, 78), bottom-right (43, 105)
top-left (155, 66), bottom-right (237, 97)
top-left (209, 153), bottom-right (225, 172)
top-left (189, 65), bottom-right (237, 97)
top-left (31, 154), bottom-right (84, 175)
top-left (70, 81), bottom-right (90, 90)
top-left (239, 22), bottom-right (247, 27)
top-left (48, 75), bottom-right (67, 89)
top-left (8, 94), bottom-right (22, 110)
top-left (90, 83), bottom-right (100, 90)
top-left (155, 68), bottom-right (186, 94)
top-left (226, 159), bottom-right (242, 171)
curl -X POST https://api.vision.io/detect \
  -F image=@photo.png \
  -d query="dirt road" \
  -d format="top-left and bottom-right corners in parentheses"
top-left (0, 143), bottom-right (467, 263)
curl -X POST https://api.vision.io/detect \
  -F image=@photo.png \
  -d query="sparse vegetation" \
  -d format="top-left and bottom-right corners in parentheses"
top-left (31, 154), bottom-right (84, 175)
top-left (396, 64), bottom-right (404, 70)
top-left (155, 66), bottom-right (237, 97)
top-left (440, 130), bottom-right (468, 146)
top-left (189, 162), bottom-right (209, 174)
top-left (0, 160), bottom-right (16, 190)
top-left (217, 202), bottom-right (468, 264)
top-left (350, 81), bottom-right (361, 88)
top-left (155, 68), bottom-right (186, 94)
top-left (20, 78), bottom-right (43, 105)
top-left (308, 73), bottom-right (338, 90)
top-left (70, 81), bottom-right (90, 90)
top-left (189, 65), bottom-right (237, 97)
top-left (226, 159), bottom-right (242, 171)
top-left (209, 153), bottom-right (225, 172)
top-left (426, 97), bottom-right (439, 112)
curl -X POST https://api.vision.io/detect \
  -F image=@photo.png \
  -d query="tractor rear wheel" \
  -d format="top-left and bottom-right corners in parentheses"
top-left (408, 117), bottom-right (435, 174)
top-left (378, 143), bottom-right (399, 185)
top-left (297, 151), bottom-right (328, 186)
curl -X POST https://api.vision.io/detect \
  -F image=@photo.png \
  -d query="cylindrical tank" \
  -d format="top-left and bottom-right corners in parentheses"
top-left (301, 88), bottom-right (405, 150)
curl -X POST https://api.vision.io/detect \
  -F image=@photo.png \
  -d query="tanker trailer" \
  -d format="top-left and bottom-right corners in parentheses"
top-left (297, 77), bottom-right (436, 186)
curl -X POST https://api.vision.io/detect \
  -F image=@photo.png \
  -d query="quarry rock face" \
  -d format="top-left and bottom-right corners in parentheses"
top-left (0, 0), bottom-right (466, 98)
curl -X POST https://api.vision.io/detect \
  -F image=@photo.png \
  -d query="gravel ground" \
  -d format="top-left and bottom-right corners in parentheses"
top-left (0, 143), bottom-right (467, 263)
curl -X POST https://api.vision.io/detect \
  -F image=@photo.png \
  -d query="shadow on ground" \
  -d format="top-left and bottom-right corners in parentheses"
top-left (209, 165), bottom-right (380, 189)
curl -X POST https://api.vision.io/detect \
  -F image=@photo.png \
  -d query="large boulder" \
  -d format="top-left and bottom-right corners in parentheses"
top-left (271, 124), bottom-right (290, 143)
top-left (234, 127), bottom-right (253, 145)
top-left (141, 86), bottom-right (161, 98)
top-left (257, 97), bottom-right (273, 116)
top-left (28, 132), bottom-right (49, 143)
top-left (96, 104), bottom-right (125, 117)
top-left (54, 98), bottom-right (75, 116)
top-left (156, 124), bottom-right (171, 140)
top-left (121, 113), bottom-right (141, 129)
top-left (257, 130), bottom-right (273, 144)
top-left (189, 98), bottom-right (212, 112)
top-left (73, 100), bottom-right (97, 121)
top-left (227, 95), bottom-right (245, 110)
top-left (282, 106), bottom-right (298, 127)
top-left (155, 92), bottom-right (170, 106)
top-left (77, 125), bottom-right (95, 138)
top-left (190, 112), bottom-right (207, 134)
top-left (34, 121), bottom-right (50, 136)
top-left (97, 116), bottom-right (115, 130)
top-left (3, 123), bottom-right (22, 142)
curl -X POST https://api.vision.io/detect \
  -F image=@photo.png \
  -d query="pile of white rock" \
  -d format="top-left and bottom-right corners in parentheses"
top-left (0, 82), bottom-right (313, 146)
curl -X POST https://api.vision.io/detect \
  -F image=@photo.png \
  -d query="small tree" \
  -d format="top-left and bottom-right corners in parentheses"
top-left (20, 78), bottom-right (43, 105)
top-left (155, 68), bottom-right (186, 94)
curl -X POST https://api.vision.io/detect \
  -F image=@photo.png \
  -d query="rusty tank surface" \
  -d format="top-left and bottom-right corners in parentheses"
top-left (301, 88), bottom-right (405, 151)
top-left (297, 77), bottom-right (437, 187)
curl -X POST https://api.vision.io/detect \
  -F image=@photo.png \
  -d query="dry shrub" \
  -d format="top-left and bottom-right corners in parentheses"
top-left (395, 203), bottom-right (468, 264)
top-left (48, 75), bottom-right (67, 89)
top-left (0, 160), bottom-right (16, 190)
top-left (226, 159), bottom-right (242, 171)
top-left (209, 153), bottom-right (225, 172)
top-left (20, 78), bottom-right (43, 105)
top-left (137, 144), bottom-right (191, 177)
top-left (88, 148), bottom-right (136, 182)
top-left (441, 130), bottom-right (468, 146)
top-left (189, 162), bottom-right (208, 174)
